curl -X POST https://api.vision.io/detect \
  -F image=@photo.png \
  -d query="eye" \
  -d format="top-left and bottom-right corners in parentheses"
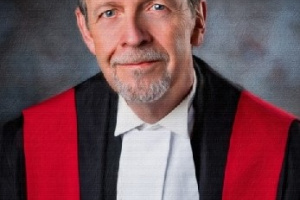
top-left (101, 9), bottom-right (116, 18)
top-left (152, 4), bottom-right (165, 11)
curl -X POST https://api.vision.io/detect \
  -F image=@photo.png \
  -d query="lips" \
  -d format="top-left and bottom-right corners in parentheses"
top-left (118, 60), bottom-right (158, 67)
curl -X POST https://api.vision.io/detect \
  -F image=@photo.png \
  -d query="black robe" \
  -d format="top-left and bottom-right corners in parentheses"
top-left (1, 56), bottom-right (300, 200)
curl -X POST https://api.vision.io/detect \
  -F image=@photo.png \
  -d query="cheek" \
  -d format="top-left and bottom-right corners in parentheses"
top-left (93, 38), bottom-right (114, 63)
top-left (91, 26), bottom-right (120, 63)
top-left (91, 34), bottom-right (117, 89)
top-left (166, 28), bottom-right (192, 64)
top-left (163, 25), bottom-right (194, 80)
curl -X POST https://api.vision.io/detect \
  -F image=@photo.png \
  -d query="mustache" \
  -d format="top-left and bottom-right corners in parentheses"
top-left (110, 48), bottom-right (169, 67)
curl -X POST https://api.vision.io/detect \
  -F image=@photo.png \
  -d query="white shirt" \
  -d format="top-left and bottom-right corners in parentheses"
top-left (115, 71), bottom-right (199, 200)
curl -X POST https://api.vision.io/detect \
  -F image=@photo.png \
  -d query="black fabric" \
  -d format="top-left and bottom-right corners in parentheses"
top-left (1, 56), bottom-right (300, 200)
top-left (191, 56), bottom-right (241, 200)
top-left (277, 120), bottom-right (300, 200)
top-left (0, 117), bottom-right (26, 200)
top-left (75, 73), bottom-right (121, 200)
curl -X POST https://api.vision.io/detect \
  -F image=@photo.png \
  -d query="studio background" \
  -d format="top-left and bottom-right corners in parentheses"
top-left (1, 0), bottom-right (300, 128)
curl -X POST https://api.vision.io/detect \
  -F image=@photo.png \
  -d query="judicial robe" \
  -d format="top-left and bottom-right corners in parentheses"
top-left (1, 56), bottom-right (300, 200)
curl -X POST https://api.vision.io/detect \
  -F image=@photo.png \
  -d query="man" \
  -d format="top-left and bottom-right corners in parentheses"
top-left (1, 0), bottom-right (299, 199)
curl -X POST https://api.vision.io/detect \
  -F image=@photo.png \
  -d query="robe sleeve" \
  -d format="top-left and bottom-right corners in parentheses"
top-left (277, 120), bottom-right (300, 200)
top-left (0, 116), bottom-right (26, 200)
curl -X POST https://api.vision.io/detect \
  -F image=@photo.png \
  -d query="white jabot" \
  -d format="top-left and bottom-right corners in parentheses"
top-left (115, 70), bottom-right (199, 200)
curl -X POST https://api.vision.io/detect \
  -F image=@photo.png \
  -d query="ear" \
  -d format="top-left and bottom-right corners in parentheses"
top-left (191, 0), bottom-right (207, 46)
top-left (75, 8), bottom-right (96, 55)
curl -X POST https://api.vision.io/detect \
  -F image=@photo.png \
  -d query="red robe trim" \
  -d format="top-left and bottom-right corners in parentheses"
top-left (23, 89), bottom-right (80, 200)
top-left (222, 91), bottom-right (294, 200)
top-left (23, 89), bottom-right (295, 199)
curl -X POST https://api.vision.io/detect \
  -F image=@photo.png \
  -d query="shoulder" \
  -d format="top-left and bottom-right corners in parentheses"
top-left (193, 55), bottom-right (242, 107)
top-left (193, 55), bottom-right (297, 124)
top-left (22, 72), bottom-right (117, 127)
top-left (193, 55), bottom-right (242, 92)
top-left (237, 90), bottom-right (297, 126)
top-left (24, 72), bottom-right (112, 112)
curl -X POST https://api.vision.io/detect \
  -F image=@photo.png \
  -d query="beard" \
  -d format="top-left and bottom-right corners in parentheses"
top-left (110, 47), bottom-right (171, 103)
top-left (114, 69), bottom-right (171, 103)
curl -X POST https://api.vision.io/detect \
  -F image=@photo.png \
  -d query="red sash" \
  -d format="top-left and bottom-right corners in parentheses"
top-left (23, 89), bottom-right (79, 200)
top-left (222, 91), bottom-right (294, 200)
top-left (23, 90), bottom-right (294, 199)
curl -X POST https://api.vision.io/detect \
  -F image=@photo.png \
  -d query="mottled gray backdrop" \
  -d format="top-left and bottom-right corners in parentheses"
top-left (1, 0), bottom-right (300, 128)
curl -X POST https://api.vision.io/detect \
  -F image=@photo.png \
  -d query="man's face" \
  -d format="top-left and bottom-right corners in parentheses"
top-left (77, 0), bottom-right (205, 103)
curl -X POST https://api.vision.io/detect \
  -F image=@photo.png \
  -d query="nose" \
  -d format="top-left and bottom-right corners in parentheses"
top-left (121, 15), bottom-right (152, 47)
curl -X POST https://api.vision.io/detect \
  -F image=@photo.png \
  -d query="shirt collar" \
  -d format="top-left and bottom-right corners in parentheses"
top-left (114, 95), bottom-right (145, 136)
top-left (114, 69), bottom-right (197, 138)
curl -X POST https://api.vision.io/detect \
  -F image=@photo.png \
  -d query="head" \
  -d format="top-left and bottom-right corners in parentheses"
top-left (76, 0), bottom-right (206, 104)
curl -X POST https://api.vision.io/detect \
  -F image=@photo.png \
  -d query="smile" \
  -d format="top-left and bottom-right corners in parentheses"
top-left (117, 60), bottom-right (159, 68)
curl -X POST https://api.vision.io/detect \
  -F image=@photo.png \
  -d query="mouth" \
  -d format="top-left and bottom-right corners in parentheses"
top-left (115, 60), bottom-right (160, 68)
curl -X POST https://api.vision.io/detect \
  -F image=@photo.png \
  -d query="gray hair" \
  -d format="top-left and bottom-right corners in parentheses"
top-left (78, 0), bottom-right (88, 21)
top-left (77, 0), bottom-right (201, 20)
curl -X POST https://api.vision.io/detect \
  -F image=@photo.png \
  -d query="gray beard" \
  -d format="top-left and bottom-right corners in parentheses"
top-left (113, 69), bottom-right (171, 104)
